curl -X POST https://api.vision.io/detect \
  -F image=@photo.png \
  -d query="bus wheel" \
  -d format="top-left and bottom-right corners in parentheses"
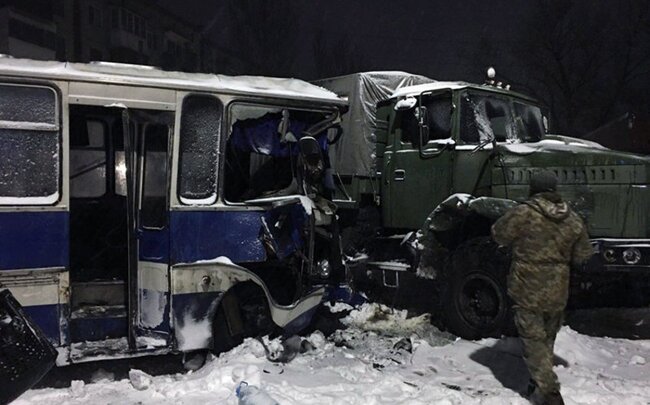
top-left (441, 237), bottom-right (515, 339)
top-left (211, 283), bottom-right (274, 355)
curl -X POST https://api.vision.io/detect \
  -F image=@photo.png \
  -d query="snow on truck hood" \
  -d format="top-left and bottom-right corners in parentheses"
top-left (500, 136), bottom-right (608, 154)
top-left (0, 58), bottom-right (345, 104)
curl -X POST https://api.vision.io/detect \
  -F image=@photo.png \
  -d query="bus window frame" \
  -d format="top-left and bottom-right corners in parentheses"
top-left (221, 99), bottom-right (337, 207)
top-left (176, 92), bottom-right (223, 207)
top-left (0, 80), bottom-right (62, 206)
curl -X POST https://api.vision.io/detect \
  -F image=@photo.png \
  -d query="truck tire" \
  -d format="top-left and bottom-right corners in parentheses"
top-left (441, 237), bottom-right (515, 339)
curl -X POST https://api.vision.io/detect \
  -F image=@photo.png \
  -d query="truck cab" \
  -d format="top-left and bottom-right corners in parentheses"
top-left (318, 72), bottom-right (650, 339)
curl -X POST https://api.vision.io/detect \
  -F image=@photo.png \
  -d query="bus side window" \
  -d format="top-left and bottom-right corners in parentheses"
top-left (178, 95), bottom-right (222, 205)
top-left (0, 83), bottom-right (60, 204)
top-left (70, 118), bottom-right (107, 198)
top-left (140, 124), bottom-right (169, 228)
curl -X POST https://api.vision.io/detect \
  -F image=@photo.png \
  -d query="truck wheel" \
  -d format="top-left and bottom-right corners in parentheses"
top-left (441, 237), bottom-right (514, 339)
top-left (211, 283), bottom-right (274, 355)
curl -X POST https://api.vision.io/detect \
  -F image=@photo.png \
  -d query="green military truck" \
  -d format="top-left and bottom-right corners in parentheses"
top-left (315, 71), bottom-right (650, 339)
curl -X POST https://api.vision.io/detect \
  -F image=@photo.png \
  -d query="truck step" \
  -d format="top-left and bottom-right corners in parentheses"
top-left (366, 261), bottom-right (411, 272)
top-left (365, 261), bottom-right (411, 288)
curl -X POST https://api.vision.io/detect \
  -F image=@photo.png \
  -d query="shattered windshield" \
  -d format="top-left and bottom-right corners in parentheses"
top-left (460, 92), bottom-right (544, 144)
top-left (224, 104), bottom-right (332, 202)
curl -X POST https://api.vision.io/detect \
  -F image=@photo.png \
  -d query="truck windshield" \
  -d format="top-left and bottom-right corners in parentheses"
top-left (460, 93), bottom-right (544, 144)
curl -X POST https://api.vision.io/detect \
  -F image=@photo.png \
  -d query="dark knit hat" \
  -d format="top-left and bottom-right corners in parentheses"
top-left (530, 169), bottom-right (558, 194)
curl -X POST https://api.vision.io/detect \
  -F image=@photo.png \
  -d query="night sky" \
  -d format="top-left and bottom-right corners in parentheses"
top-left (157, 0), bottom-right (650, 139)
top-left (159, 0), bottom-right (527, 81)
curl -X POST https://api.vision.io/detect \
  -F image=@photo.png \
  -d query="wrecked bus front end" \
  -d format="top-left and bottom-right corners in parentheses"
top-left (0, 58), bottom-right (347, 368)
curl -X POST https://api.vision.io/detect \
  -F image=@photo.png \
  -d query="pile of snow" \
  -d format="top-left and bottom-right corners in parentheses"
top-left (16, 303), bottom-right (650, 404)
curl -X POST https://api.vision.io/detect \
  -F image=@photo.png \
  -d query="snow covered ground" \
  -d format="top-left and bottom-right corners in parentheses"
top-left (14, 303), bottom-right (650, 405)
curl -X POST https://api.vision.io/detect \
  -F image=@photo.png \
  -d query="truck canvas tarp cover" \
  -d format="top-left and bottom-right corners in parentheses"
top-left (314, 72), bottom-right (434, 178)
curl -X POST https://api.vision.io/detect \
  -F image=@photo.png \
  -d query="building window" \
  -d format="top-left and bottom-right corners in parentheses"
top-left (127, 13), bottom-right (134, 33)
top-left (8, 18), bottom-right (56, 50)
top-left (120, 9), bottom-right (127, 29)
top-left (115, 8), bottom-right (146, 37)
top-left (90, 48), bottom-right (103, 60)
top-left (88, 5), bottom-right (102, 27)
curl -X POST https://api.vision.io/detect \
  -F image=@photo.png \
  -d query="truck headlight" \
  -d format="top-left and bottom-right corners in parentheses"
top-left (602, 248), bottom-right (617, 263)
top-left (622, 248), bottom-right (641, 265)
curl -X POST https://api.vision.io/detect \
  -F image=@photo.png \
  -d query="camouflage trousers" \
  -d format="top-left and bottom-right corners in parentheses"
top-left (514, 306), bottom-right (564, 395)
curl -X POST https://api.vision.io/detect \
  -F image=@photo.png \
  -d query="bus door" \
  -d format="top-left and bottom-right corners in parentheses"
top-left (123, 110), bottom-right (174, 349)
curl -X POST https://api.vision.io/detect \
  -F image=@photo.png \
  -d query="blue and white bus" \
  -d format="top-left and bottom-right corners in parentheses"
top-left (0, 58), bottom-right (347, 364)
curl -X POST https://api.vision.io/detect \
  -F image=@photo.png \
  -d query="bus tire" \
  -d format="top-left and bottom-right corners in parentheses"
top-left (211, 283), bottom-right (273, 355)
top-left (441, 237), bottom-right (515, 339)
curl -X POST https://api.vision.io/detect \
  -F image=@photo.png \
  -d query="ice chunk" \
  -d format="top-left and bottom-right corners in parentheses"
top-left (129, 369), bottom-right (153, 391)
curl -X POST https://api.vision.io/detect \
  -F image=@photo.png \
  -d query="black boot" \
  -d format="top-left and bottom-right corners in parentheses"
top-left (525, 378), bottom-right (537, 396)
top-left (544, 391), bottom-right (565, 405)
top-left (528, 387), bottom-right (564, 405)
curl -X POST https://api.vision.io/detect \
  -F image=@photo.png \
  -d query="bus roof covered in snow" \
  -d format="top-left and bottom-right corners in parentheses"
top-left (0, 57), bottom-right (346, 106)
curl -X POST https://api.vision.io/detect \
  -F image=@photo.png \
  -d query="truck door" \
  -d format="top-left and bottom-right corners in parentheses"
top-left (123, 110), bottom-right (174, 349)
top-left (384, 93), bottom-right (454, 230)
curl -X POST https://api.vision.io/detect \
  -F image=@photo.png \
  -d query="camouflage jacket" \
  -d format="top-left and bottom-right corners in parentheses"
top-left (491, 192), bottom-right (593, 311)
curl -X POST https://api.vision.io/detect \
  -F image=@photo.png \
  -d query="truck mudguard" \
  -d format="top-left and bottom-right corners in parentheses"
top-left (413, 193), bottom-right (518, 279)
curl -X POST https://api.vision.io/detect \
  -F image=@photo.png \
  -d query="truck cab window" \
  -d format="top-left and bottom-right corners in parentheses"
top-left (461, 94), bottom-right (514, 143)
top-left (0, 83), bottom-right (59, 204)
top-left (400, 95), bottom-right (452, 147)
top-left (178, 95), bottom-right (222, 204)
top-left (461, 93), bottom-right (545, 144)
top-left (514, 102), bottom-right (544, 142)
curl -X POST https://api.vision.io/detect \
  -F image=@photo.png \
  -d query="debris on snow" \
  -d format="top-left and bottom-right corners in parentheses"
top-left (15, 304), bottom-right (650, 405)
top-left (128, 369), bottom-right (153, 391)
top-left (324, 301), bottom-right (353, 313)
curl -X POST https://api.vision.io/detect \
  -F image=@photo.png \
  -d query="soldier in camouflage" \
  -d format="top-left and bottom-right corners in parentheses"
top-left (491, 170), bottom-right (593, 405)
